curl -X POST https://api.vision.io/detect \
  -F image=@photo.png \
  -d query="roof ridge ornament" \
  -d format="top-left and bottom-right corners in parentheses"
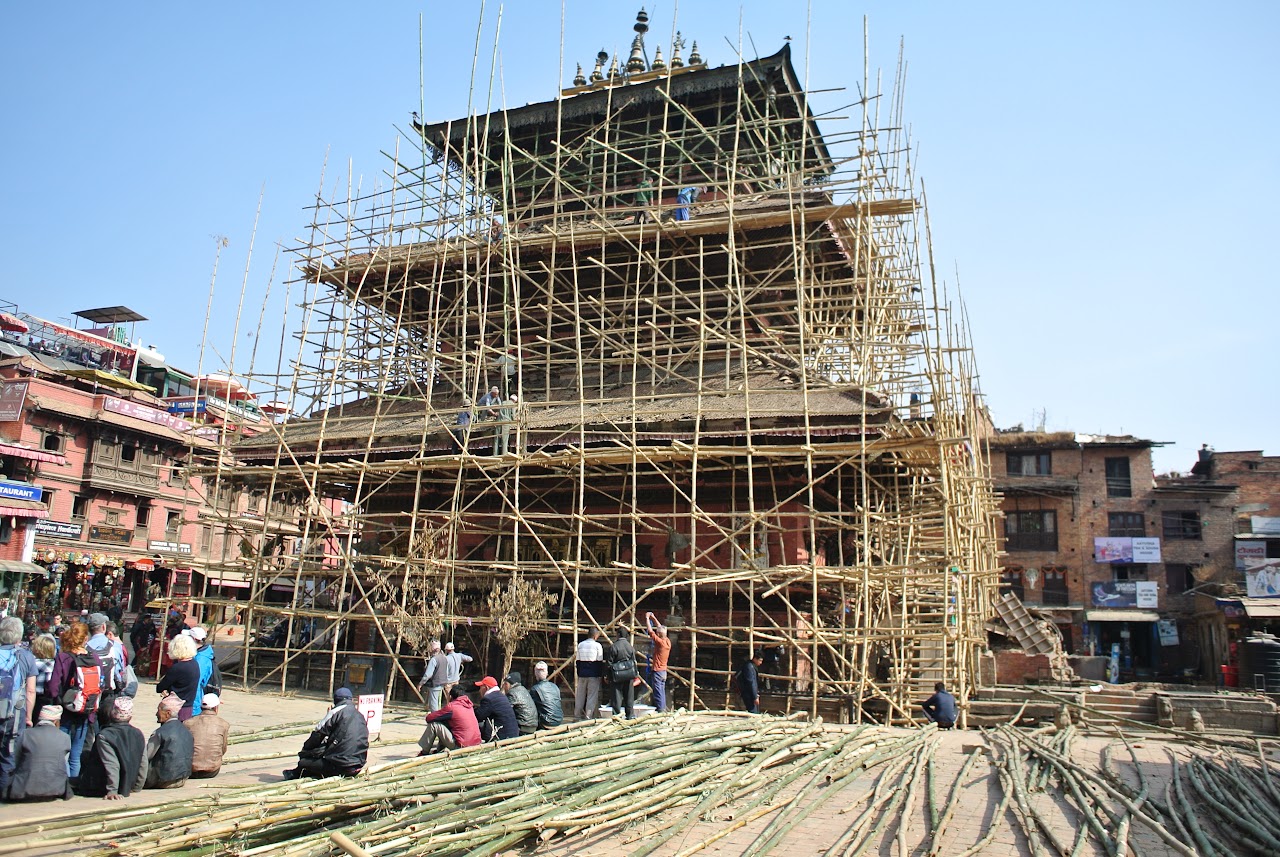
top-left (573, 63), bottom-right (586, 87)
top-left (650, 45), bottom-right (666, 72)
top-left (670, 32), bottom-right (685, 69)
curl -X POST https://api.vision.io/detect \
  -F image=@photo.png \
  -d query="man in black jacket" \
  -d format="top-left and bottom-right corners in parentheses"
top-left (605, 626), bottom-right (638, 720)
top-left (528, 661), bottom-right (563, 729)
top-left (76, 697), bottom-right (146, 800)
top-left (284, 687), bottom-right (368, 779)
top-left (473, 676), bottom-right (519, 742)
top-left (144, 694), bottom-right (194, 789)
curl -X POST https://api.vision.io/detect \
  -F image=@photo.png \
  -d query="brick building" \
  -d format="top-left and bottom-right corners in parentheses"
top-left (0, 302), bottom-right (290, 623)
top-left (991, 430), bottom-right (1240, 682)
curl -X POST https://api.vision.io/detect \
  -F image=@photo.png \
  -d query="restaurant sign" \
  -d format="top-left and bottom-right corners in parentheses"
top-left (35, 519), bottom-right (84, 539)
top-left (0, 479), bottom-right (41, 503)
top-left (89, 525), bottom-right (134, 546)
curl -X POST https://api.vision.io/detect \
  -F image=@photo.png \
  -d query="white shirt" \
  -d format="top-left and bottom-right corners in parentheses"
top-left (576, 637), bottom-right (604, 662)
top-left (445, 651), bottom-right (472, 683)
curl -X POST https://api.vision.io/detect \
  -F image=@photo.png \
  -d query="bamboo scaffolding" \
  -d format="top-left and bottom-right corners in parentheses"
top-left (180, 8), bottom-right (1001, 725)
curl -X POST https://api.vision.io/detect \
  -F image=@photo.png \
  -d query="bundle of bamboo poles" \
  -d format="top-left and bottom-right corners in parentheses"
top-left (0, 713), bottom-right (925, 857)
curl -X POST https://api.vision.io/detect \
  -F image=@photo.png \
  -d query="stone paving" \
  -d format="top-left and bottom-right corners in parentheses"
top-left (4, 680), bottom-right (1267, 856)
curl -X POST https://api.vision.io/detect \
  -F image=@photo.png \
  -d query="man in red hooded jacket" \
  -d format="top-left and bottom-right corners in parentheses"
top-left (417, 686), bottom-right (482, 755)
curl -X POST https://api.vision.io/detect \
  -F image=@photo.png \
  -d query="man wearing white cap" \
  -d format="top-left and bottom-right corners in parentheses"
top-left (443, 641), bottom-right (472, 699)
top-left (4, 704), bottom-right (70, 801)
top-left (529, 661), bottom-right (563, 730)
top-left (186, 692), bottom-right (230, 778)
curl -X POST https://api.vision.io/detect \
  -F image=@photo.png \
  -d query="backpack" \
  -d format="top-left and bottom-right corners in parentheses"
top-left (62, 653), bottom-right (103, 714)
top-left (86, 640), bottom-right (118, 693)
top-left (0, 647), bottom-right (23, 721)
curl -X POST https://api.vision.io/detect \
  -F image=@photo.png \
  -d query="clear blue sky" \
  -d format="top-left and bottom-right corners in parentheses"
top-left (2, 2), bottom-right (1276, 474)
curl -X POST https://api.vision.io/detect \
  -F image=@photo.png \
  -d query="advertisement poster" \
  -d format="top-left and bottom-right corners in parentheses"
top-left (358, 694), bottom-right (385, 740)
top-left (1236, 541), bottom-right (1267, 571)
top-left (1091, 580), bottom-right (1158, 608)
top-left (1094, 537), bottom-right (1162, 564)
top-left (1093, 537), bottom-right (1133, 564)
top-left (0, 382), bottom-right (28, 422)
top-left (1246, 561), bottom-right (1280, 598)
top-left (1157, 619), bottom-right (1180, 646)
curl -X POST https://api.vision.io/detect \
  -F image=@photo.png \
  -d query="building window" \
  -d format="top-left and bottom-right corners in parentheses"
top-left (42, 432), bottom-right (63, 453)
top-left (121, 443), bottom-right (137, 463)
top-left (137, 504), bottom-right (151, 529)
top-left (1042, 567), bottom-right (1068, 606)
top-left (1000, 568), bottom-right (1025, 599)
top-left (1007, 452), bottom-right (1051, 476)
top-left (1166, 563), bottom-right (1196, 594)
top-left (1162, 511), bottom-right (1202, 540)
top-left (0, 517), bottom-right (10, 545)
top-left (72, 494), bottom-right (89, 519)
top-left (1108, 512), bottom-right (1145, 537)
top-left (1104, 457), bottom-right (1131, 498)
top-left (1005, 510), bottom-right (1058, 551)
top-left (1112, 564), bottom-right (1146, 582)
top-left (166, 510), bottom-right (181, 536)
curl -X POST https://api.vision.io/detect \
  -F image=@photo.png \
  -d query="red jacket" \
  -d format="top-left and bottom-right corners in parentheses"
top-left (426, 695), bottom-right (482, 748)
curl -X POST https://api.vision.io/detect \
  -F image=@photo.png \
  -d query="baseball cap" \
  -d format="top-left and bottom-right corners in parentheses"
top-left (190, 626), bottom-right (208, 641)
top-left (202, 693), bottom-right (221, 709)
top-left (444, 642), bottom-right (455, 651)
top-left (504, 672), bottom-right (522, 686)
top-left (476, 676), bottom-right (498, 691)
top-left (88, 612), bottom-right (108, 628)
top-left (333, 687), bottom-right (354, 702)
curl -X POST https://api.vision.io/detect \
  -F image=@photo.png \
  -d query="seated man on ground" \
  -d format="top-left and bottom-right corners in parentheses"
top-left (76, 697), bottom-right (147, 800)
top-left (502, 672), bottom-right (538, 736)
top-left (417, 685), bottom-right (482, 755)
top-left (283, 687), bottom-right (368, 779)
top-left (6, 705), bottom-right (71, 801)
top-left (528, 661), bottom-right (564, 730)
top-left (186, 692), bottom-right (230, 778)
top-left (473, 676), bottom-right (519, 743)
top-left (145, 694), bottom-right (194, 789)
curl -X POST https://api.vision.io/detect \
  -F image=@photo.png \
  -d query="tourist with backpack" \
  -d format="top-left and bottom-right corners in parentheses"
top-left (0, 616), bottom-right (39, 793)
top-left (86, 613), bottom-right (122, 717)
top-left (46, 622), bottom-right (103, 779)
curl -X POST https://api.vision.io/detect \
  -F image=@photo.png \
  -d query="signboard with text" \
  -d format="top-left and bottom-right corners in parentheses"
top-left (1237, 541), bottom-right (1267, 571)
top-left (1091, 580), bottom-right (1158, 609)
top-left (357, 694), bottom-right (384, 740)
top-left (89, 525), bottom-right (134, 546)
top-left (35, 519), bottom-right (83, 539)
top-left (0, 382), bottom-right (28, 422)
top-left (0, 479), bottom-right (41, 503)
top-left (148, 540), bottom-right (192, 555)
top-left (1131, 538), bottom-right (1162, 563)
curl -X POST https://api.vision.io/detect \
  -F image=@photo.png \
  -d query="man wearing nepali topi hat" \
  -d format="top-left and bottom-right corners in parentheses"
top-left (4, 704), bottom-right (71, 801)
top-left (144, 694), bottom-right (194, 789)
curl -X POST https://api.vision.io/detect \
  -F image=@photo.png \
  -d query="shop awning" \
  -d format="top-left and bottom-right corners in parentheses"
top-left (128, 557), bottom-right (156, 571)
top-left (1238, 598), bottom-right (1280, 619)
top-left (0, 313), bottom-right (28, 333)
top-left (0, 441), bottom-right (66, 465)
top-left (1084, 609), bottom-right (1159, 623)
top-left (0, 499), bottom-right (49, 519)
top-left (209, 570), bottom-right (251, 589)
top-left (63, 368), bottom-right (153, 393)
top-left (0, 560), bottom-right (48, 575)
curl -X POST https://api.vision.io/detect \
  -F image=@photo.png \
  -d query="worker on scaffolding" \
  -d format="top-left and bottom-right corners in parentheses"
top-left (631, 178), bottom-right (654, 224)
top-left (671, 185), bottom-right (703, 222)
top-left (452, 398), bottom-right (473, 452)
top-left (495, 395), bottom-right (519, 455)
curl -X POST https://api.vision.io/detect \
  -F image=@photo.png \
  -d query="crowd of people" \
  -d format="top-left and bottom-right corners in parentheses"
top-left (0, 612), bottom-right (229, 803)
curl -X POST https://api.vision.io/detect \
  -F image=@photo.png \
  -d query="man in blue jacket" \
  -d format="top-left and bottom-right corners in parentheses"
top-left (738, 652), bottom-right (763, 714)
top-left (921, 682), bottom-right (957, 729)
